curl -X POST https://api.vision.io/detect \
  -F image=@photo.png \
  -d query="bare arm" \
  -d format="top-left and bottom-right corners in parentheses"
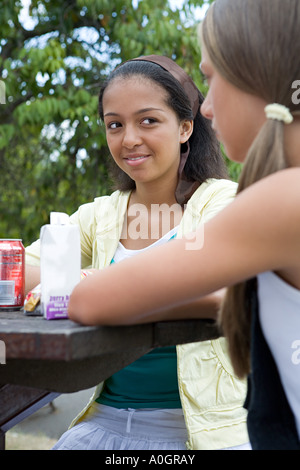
top-left (25, 264), bottom-right (40, 294)
top-left (68, 169), bottom-right (300, 326)
top-left (146, 289), bottom-right (226, 322)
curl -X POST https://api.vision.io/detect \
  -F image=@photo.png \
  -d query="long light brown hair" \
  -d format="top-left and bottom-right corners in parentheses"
top-left (201, 0), bottom-right (300, 378)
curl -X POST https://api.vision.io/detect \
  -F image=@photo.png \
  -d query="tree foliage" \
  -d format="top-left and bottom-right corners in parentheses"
top-left (0, 0), bottom-right (239, 245)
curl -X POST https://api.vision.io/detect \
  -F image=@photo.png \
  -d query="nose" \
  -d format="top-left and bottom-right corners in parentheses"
top-left (200, 94), bottom-right (213, 121)
top-left (122, 124), bottom-right (142, 148)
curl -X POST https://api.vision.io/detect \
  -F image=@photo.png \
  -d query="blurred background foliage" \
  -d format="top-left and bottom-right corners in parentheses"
top-left (0, 0), bottom-right (241, 246)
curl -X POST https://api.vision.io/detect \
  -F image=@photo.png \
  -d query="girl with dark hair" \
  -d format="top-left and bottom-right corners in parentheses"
top-left (26, 55), bottom-right (249, 450)
top-left (98, 56), bottom-right (227, 200)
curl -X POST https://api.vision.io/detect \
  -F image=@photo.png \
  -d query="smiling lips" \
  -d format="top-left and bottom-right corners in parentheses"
top-left (124, 154), bottom-right (150, 166)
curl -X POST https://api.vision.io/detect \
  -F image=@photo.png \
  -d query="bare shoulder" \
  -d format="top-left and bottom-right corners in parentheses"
top-left (247, 167), bottom-right (300, 198)
top-left (203, 168), bottom-right (300, 275)
top-left (235, 168), bottom-right (300, 219)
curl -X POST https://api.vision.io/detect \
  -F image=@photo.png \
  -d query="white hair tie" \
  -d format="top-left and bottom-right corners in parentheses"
top-left (265, 103), bottom-right (293, 124)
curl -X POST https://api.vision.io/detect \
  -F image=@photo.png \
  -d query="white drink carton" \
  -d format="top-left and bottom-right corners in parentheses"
top-left (40, 212), bottom-right (81, 320)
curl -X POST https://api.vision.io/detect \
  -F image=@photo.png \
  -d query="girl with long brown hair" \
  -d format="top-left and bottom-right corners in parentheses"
top-left (67, 0), bottom-right (300, 449)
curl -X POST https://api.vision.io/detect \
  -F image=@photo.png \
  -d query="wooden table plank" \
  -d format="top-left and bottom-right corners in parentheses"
top-left (0, 384), bottom-right (58, 431)
top-left (0, 312), bottom-right (154, 361)
top-left (0, 310), bottom-right (221, 449)
top-left (0, 310), bottom-right (220, 392)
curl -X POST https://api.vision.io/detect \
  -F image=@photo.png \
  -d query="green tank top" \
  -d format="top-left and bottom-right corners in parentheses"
top-left (96, 346), bottom-right (181, 409)
top-left (98, 231), bottom-right (181, 409)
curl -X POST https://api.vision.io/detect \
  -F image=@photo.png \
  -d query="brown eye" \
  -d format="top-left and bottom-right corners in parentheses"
top-left (141, 118), bottom-right (157, 125)
top-left (107, 121), bottom-right (121, 130)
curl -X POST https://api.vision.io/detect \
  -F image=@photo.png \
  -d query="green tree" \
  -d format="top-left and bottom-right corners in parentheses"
top-left (0, 0), bottom-right (239, 245)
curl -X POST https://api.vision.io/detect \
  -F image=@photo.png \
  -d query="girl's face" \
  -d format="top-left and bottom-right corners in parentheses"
top-left (200, 46), bottom-right (267, 163)
top-left (102, 76), bottom-right (193, 190)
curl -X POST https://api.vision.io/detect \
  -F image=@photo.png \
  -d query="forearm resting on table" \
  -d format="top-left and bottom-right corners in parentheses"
top-left (68, 289), bottom-right (223, 326)
top-left (25, 264), bottom-right (40, 294)
top-left (157, 289), bottom-right (225, 323)
top-left (67, 232), bottom-right (229, 325)
top-left (68, 260), bottom-right (225, 326)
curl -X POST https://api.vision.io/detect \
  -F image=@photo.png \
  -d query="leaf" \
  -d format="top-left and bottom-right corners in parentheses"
top-left (0, 0), bottom-right (216, 244)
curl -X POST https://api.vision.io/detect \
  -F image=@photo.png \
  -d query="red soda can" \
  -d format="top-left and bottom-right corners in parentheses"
top-left (0, 239), bottom-right (25, 310)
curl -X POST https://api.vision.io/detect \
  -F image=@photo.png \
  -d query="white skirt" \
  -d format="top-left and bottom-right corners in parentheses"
top-left (53, 403), bottom-right (189, 450)
top-left (53, 402), bottom-right (252, 450)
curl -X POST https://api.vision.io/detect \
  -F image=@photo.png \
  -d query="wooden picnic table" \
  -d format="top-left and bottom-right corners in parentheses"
top-left (0, 309), bottom-right (220, 449)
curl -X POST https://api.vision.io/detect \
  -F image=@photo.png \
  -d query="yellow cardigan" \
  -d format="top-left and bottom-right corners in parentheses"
top-left (25, 178), bottom-right (249, 450)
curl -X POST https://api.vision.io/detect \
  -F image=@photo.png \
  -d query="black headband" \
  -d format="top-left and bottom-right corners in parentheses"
top-left (129, 55), bottom-right (200, 118)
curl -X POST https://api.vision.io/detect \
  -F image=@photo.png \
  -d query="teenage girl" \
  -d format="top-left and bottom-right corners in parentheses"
top-left (68, 0), bottom-right (300, 450)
